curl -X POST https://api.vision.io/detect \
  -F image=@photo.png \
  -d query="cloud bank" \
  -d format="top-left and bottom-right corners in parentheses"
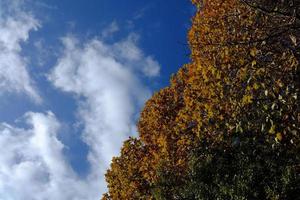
top-left (0, 1), bottom-right (161, 198)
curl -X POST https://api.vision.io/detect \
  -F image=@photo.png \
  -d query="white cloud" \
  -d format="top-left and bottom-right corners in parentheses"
top-left (49, 34), bottom-right (160, 196)
top-left (0, 112), bottom-right (98, 200)
top-left (143, 56), bottom-right (161, 77)
top-left (112, 34), bottom-right (160, 77)
top-left (0, 1), bottom-right (41, 102)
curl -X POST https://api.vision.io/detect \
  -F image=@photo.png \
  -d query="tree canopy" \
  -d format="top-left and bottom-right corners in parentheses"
top-left (103, 0), bottom-right (300, 199)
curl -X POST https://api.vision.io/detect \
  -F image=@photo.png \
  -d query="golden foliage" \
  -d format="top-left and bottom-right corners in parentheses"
top-left (103, 0), bottom-right (299, 199)
top-left (103, 138), bottom-right (154, 200)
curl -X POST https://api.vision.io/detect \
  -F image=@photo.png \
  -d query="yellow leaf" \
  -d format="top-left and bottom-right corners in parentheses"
top-left (207, 110), bottom-right (213, 118)
top-left (225, 48), bottom-right (229, 55)
top-left (255, 68), bottom-right (265, 75)
top-left (239, 58), bottom-right (245, 65)
top-left (242, 95), bottom-right (253, 104)
top-left (239, 67), bottom-right (247, 80)
top-left (269, 125), bottom-right (276, 134)
top-left (253, 83), bottom-right (259, 90)
top-left (276, 133), bottom-right (282, 141)
top-left (250, 47), bottom-right (258, 57)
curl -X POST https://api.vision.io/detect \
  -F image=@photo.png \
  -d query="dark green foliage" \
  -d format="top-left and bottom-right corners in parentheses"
top-left (153, 136), bottom-right (300, 200)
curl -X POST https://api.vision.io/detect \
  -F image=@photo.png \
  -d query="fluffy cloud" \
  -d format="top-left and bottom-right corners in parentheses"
top-left (49, 35), bottom-right (160, 196)
top-left (0, 112), bottom-right (97, 200)
top-left (0, 1), bottom-right (41, 102)
top-left (0, 1), bottom-right (161, 199)
top-left (112, 34), bottom-right (160, 77)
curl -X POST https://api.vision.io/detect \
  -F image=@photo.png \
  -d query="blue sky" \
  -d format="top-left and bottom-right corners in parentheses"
top-left (0, 0), bottom-right (193, 199)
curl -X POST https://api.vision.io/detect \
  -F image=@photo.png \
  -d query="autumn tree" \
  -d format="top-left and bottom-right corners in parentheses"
top-left (185, 0), bottom-right (299, 145)
top-left (103, 0), bottom-right (299, 199)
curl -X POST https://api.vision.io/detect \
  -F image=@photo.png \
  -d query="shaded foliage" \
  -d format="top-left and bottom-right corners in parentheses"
top-left (153, 136), bottom-right (300, 200)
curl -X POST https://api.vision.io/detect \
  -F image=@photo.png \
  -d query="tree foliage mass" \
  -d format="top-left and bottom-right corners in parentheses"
top-left (103, 0), bottom-right (300, 199)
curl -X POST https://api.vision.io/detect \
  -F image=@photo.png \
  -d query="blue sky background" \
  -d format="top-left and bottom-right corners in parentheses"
top-left (0, 0), bottom-right (194, 199)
